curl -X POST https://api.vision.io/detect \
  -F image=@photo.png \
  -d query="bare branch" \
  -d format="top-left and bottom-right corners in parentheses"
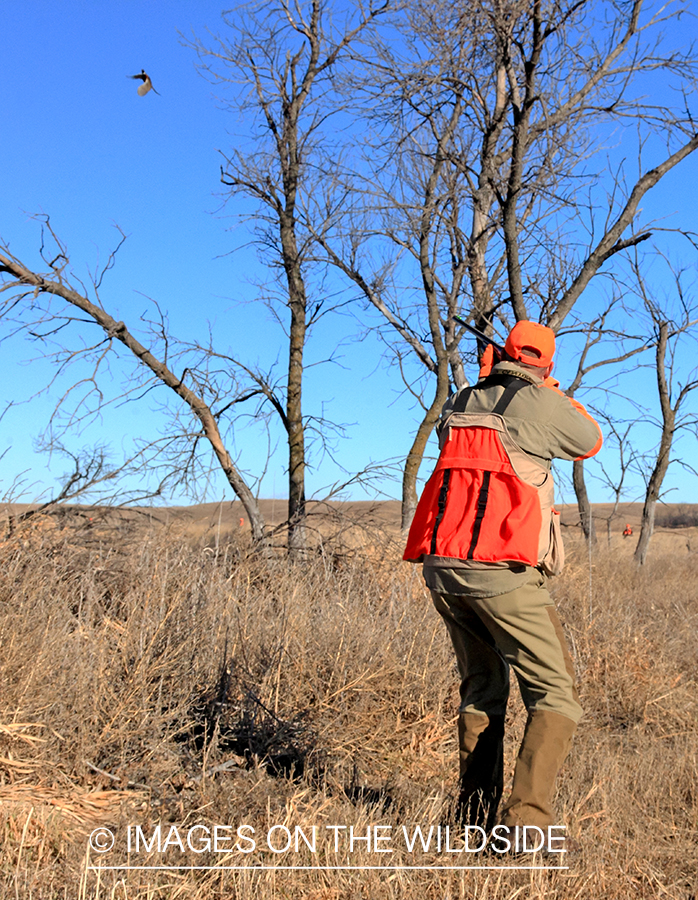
top-left (0, 247), bottom-right (268, 546)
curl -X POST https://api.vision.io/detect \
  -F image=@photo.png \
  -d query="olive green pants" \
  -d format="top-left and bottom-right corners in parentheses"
top-left (431, 569), bottom-right (581, 827)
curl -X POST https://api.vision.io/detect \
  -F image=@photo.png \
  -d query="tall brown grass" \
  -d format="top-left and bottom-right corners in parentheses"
top-left (0, 515), bottom-right (696, 898)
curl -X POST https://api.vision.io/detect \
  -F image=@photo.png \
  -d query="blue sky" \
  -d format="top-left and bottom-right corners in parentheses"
top-left (1, 0), bottom-right (408, 503)
top-left (2, 1), bottom-right (698, 509)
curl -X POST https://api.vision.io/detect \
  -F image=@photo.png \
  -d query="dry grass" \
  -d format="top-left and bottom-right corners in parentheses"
top-left (0, 513), bottom-right (696, 899)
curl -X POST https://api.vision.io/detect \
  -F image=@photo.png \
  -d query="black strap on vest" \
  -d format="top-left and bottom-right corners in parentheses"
top-left (430, 468), bottom-right (452, 555)
top-left (491, 375), bottom-right (530, 415)
top-left (451, 373), bottom-right (530, 416)
top-left (466, 470), bottom-right (491, 559)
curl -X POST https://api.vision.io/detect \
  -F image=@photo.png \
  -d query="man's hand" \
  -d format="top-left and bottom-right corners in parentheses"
top-left (479, 344), bottom-right (502, 378)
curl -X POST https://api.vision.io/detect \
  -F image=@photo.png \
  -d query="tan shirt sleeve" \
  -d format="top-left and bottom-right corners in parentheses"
top-left (541, 384), bottom-right (603, 460)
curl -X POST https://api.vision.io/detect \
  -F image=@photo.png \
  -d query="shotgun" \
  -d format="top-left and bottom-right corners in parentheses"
top-left (453, 314), bottom-right (505, 356)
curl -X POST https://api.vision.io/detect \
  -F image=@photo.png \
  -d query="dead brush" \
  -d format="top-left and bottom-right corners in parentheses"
top-left (0, 521), bottom-right (696, 898)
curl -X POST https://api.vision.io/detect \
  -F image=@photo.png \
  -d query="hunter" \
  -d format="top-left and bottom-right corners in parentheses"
top-left (404, 321), bottom-right (602, 838)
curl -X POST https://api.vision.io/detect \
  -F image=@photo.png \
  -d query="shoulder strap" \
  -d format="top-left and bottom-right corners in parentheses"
top-left (452, 374), bottom-right (529, 416)
top-left (492, 375), bottom-right (529, 414)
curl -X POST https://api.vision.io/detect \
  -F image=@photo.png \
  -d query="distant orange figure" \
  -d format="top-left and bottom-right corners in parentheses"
top-left (623, 523), bottom-right (633, 537)
top-left (239, 517), bottom-right (245, 528)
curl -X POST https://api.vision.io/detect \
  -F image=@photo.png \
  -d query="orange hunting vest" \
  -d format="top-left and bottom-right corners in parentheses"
top-left (403, 377), bottom-right (564, 575)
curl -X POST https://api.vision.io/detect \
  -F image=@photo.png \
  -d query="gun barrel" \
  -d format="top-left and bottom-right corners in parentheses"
top-left (454, 315), bottom-right (505, 354)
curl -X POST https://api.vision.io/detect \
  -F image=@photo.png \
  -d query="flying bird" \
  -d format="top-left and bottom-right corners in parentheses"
top-left (129, 69), bottom-right (160, 97)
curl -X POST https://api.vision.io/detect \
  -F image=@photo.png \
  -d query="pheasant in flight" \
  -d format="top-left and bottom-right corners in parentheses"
top-left (129, 70), bottom-right (160, 97)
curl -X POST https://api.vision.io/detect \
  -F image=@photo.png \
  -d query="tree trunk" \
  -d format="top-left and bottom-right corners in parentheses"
top-left (280, 211), bottom-right (308, 562)
top-left (635, 322), bottom-right (674, 566)
top-left (401, 383), bottom-right (449, 531)
top-left (276, 74), bottom-right (311, 561)
top-left (633, 435), bottom-right (673, 565)
top-left (573, 459), bottom-right (597, 546)
top-left (633, 495), bottom-right (657, 567)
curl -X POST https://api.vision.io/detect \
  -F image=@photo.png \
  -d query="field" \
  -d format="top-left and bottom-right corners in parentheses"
top-left (0, 503), bottom-right (696, 899)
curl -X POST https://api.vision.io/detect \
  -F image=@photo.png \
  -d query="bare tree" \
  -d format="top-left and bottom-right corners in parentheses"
top-left (562, 300), bottom-right (655, 544)
top-left (0, 234), bottom-right (269, 547)
top-left (5, 444), bottom-right (128, 535)
top-left (634, 314), bottom-right (698, 565)
top-left (587, 416), bottom-right (640, 548)
top-left (312, 1), bottom-right (494, 527)
top-left (190, 0), bottom-right (388, 557)
top-left (317, 0), bottom-right (698, 527)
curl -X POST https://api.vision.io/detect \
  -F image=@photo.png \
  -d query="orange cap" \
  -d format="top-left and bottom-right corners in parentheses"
top-left (504, 321), bottom-right (555, 368)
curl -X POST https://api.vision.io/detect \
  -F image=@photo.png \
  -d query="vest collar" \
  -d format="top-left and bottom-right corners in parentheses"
top-left (489, 361), bottom-right (544, 385)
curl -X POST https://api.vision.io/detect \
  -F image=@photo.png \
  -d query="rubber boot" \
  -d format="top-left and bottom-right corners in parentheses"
top-left (455, 712), bottom-right (505, 830)
top-left (500, 709), bottom-right (577, 828)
